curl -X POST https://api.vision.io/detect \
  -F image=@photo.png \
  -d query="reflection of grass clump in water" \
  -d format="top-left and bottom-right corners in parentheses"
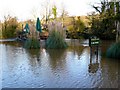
top-left (24, 38), bottom-right (40, 49)
top-left (106, 42), bottom-right (120, 59)
top-left (27, 49), bottom-right (40, 57)
top-left (46, 49), bottom-right (66, 69)
top-left (46, 30), bottom-right (68, 49)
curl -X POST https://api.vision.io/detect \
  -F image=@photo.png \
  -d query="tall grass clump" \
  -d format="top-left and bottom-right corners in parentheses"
top-left (106, 41), bottom-right (120, 59)
top-left (24, 38), bottom-right (40, 49)
top-left (24, 23), bottom-right (41, 49)
top-left (46, 20), bottom-right (68, 49)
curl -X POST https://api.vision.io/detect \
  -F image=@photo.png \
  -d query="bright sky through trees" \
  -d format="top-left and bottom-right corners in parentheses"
top-left (0, 0), bottom-right (100, 21)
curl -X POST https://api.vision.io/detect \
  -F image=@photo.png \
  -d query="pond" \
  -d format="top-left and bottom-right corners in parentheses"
top-left (1, 40), bottom-right (119, 88)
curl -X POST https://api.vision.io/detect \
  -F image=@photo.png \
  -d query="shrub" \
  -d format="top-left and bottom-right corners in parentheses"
top-left (106, 42), bottom-right (120, 59)
top-left (24, 38), bottom-right (40, 49)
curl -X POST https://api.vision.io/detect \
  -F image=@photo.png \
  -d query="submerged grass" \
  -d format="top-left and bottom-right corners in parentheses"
top-left (106, 41), bottom-right (120, 59)
top-left (46, 30), bottom-right (68, 49)
top-left (24, 38), bottom-right (40, 49)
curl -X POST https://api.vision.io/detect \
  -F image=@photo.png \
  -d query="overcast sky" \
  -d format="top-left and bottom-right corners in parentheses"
top-left (0, 0), bottom-right (100, 21)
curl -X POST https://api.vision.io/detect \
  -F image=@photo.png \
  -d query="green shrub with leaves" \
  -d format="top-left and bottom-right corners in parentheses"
top-left (46, 21), bottom-right (68, 49)
top-left (106, 42), bottom-right (120, 59)
top-left (24, 38), bottom-right (40, 49)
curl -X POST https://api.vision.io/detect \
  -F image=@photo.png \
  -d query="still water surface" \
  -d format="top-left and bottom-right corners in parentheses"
top-left (1, 40), bottom-right (119, 88)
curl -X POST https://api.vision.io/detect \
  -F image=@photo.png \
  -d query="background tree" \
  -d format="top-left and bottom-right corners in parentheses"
top-left (66, 16), bottom-right (86, 39)
top-left (60, 3), bottom-right (69, 28)
top-left (76, 16), bottom-right (86, 33)
top-left (2, 15), bottom-right (19, 38)
top-left (52, 5), bottom-right (57, 19)
top-left (39, 0), bottom-right (52, 31)
top-left (0, 21), bottom-right (2, 38)
top-left (88, 0), bottom-right (120, 40)
top-left (115, 1), bottom-right (120, 42)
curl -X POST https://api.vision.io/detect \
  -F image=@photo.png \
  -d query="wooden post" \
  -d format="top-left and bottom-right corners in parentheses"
top-left (90, 46), bottom-right (92, 64)
top-left (116, 21), bottom-right (120, 42)
top-left (39, 32), bottom-right (41, 48)
top-left (96, 46), bottom-right (98, 62)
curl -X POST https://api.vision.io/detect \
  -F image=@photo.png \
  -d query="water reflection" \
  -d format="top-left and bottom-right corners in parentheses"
top-left (46, 49), bottom-right (66, 69)
top-left (68, 45), bottom-right (86, 60)
top-left (26, 49), bottom-right (41, 60)
top-left (2, 44), bottom-right (25, 72)
top-left (1, 40), bottom-right (119, 88)
top-left (88, 47), bottom-right (99, 73)
top-left (25, 49), bottom-right (42, 70)
top-left (99, 58), bottom-right (119, 88)
top-left (88, 62), bottom-right (99, 74)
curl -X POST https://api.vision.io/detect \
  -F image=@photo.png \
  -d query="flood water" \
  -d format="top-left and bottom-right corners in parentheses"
top-left (1, 40), bottom-right (119, 88)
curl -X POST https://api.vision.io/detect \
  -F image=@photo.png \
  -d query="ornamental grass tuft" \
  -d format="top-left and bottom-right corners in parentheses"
top-left (106, 41), bottom-right (120, 59)
top-left (24, 38), bottom-right (40, 49)
top-left (46, 20), bottom-right (68, 49)
top-left (46, 30), bottom-right (68, 49)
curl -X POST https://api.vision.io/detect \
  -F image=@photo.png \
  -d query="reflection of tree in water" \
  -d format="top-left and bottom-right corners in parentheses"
top-left (46, 49), bottom-right (66, 69)
top-left (68, 45), bottom-right (85, 59)
top-left (26, 49), bottom-right (41, 67)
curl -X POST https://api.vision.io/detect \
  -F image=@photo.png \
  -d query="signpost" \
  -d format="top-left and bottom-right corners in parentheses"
top-left (89, 37), bottom-right (100, 46)
top-left (89, 36), bottom-right (100, 66)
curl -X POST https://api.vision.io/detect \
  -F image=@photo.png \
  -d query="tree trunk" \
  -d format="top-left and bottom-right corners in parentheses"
top-left (116, 21), bottom-right (120, 42)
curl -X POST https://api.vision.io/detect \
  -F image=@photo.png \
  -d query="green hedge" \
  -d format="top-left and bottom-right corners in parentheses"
top-left (106, 42), bottom-right (120, 59)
